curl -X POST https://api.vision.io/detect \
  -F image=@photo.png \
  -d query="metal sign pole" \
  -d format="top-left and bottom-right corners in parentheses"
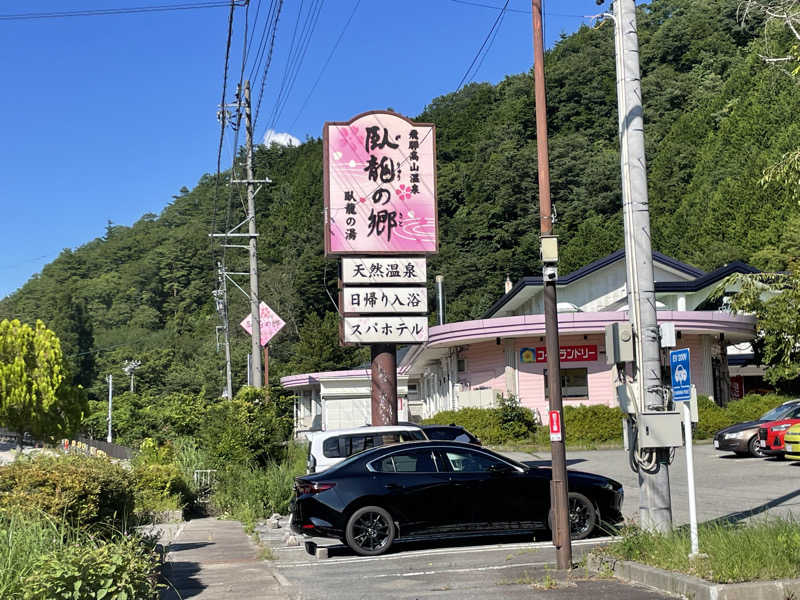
top-left (682, 400), bottom-right (699, 557)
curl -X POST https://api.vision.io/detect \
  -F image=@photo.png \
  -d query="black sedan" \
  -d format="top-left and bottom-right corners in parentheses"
top-left (290, 441), bottom-right (623, 556)
top-left (713, 400), bottom-right (800, 457)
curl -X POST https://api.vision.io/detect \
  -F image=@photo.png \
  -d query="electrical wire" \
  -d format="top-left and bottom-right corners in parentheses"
top-left (288, 0), bottom-right (361, 131)
top-left (263, 0), bottom-right (323, 140)
top-left (454, 0), bottom-right (510, 92)
top-left (253, 0), bottom-right (285, 130)
top-left (0, 1), bottom-right (241, 21)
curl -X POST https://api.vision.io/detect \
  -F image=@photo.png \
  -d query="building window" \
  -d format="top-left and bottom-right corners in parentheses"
top-left (457, 358), bottom-right (467, 373)
top-left (544, 368), bottom-right (589, 398)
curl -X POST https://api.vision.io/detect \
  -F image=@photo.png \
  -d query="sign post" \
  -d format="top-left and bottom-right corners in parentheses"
top-left (240, 301), bottom-right (285, 387)
top-left (324, 111), bottom-right (437, 426)
top-left (670, 349), bottom-right (699, 557)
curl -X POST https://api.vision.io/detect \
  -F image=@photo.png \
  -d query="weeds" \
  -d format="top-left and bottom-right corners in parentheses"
top-left (604, 518), bottom-right (800, 583)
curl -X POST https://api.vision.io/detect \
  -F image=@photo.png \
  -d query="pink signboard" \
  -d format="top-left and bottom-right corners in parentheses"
top-left (324, 111), bottom-right (438, 255)
top-left (240, 301), bottom-right (285, 346)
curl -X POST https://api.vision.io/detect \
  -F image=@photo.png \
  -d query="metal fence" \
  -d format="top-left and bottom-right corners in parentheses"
top-left (62, 436), bottom-right (136, 460)
top-left (193, 469), bottom-right (217, 503)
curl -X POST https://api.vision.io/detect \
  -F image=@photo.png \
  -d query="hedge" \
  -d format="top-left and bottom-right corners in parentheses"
top-left (0, 454), bottom-right (135, 530)
top-left (422, 394), bottom-right (795, 447)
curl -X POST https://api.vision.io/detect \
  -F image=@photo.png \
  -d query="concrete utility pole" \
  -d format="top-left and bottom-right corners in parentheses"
top-left (214, 262), bottom-right (234, 399)
top-left (243, 80), bottom-right (263, 388)
top-left (107, 374), bottom-right (113, 444)
top-left (531, 0), bottom-right (572, 569)
top-left (612, 0), bottom-right (672, 532)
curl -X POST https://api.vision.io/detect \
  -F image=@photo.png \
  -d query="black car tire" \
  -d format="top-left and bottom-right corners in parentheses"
top-left (748, 435), bottom-right (766, 458)
top-left (345, 506), bottom-right (395, 556)
top-left (549, 492), bottom-right (597, 541)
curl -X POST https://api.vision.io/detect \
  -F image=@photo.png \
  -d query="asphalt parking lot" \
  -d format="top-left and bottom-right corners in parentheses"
top-left (259, 444), bottom-right (800, 600)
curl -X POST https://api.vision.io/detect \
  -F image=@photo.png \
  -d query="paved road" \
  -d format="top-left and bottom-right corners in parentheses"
top-left (505, 443), bottom-right (800, 526)
top-left (160, 518), bottom-right (289, 599)
top-left (256, 444), bottom-right (800, 600)
top-left (258, 529), bottom-right (671, 600)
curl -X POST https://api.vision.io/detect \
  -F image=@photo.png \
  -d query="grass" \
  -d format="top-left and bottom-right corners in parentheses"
top-left (0, 510), bottom-right (71, 599)
top-left (603, 518), bottom-right (800, 583)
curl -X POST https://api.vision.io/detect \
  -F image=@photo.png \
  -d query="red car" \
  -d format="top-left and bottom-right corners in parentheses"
top-left (758, 406), bottom-right (800, 457)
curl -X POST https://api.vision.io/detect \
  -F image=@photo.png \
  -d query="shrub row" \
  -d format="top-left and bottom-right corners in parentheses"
top-left (422, 394), bottom-right (795, 446)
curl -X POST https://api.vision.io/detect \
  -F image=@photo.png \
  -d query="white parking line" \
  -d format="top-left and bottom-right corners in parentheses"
top-left (363, 561), bottom-right (551, 579)
top-left (276, 536), bottom-right (615, 568)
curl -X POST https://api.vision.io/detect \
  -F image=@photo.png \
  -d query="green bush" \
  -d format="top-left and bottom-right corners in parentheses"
top-left (422, 396), bottom-right (539, 444)
top-left (23, 534), bottom-right (161, 600)
top-left (0, 454), bottom-right (135, 530)
top-left (694, 393), bottom-right (790, 439)
top-left (131, 439), bottom-right (194, 517)
top-left (211, 442), bottom-right (308, 526)
top-left (563, 404), bottom-right (625, 444)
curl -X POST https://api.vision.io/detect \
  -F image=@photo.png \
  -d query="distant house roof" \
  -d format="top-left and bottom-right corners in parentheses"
top-left (483, 250), bottom-right (758, 318)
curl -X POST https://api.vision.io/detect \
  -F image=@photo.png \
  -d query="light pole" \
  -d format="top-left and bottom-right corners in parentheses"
top-left (123, 360), bottom-right (141, 393)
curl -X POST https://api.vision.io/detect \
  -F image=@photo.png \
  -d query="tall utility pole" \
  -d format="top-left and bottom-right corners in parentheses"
top-left (214, 261), bottom-right (234, 399)
top-left (106, 374), bottom-right (113, 444)
top-left (612, 0), bottom-right (672, 532)
top-left (531, 0), bottom-right (572, 569)
top-left (243, 81), bottom-right (263, 388)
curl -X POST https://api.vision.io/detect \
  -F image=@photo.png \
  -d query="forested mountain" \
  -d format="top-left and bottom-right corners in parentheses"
top-left (2, 0), bottom-right (798, 433)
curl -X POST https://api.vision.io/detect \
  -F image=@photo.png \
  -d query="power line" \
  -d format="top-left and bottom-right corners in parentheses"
top-left (289, 0), bottom-right (361, 131)
top-left (0, 1), bottom-right (242, 21)
top-left (264, 0), bottom-right (323, 140)
top-left (455, 0), bottom-right (510, 92)
top-left (446, 0), bottom-right (587, 19)
top-left (253, 0), bottom-right (285, 130)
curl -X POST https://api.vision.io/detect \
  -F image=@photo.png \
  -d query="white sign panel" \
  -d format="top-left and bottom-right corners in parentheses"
top-left (343, 286), bottom-right (427, 314)
top-left (341, 257), bottom-right (426, 284)
top-left (343, 316), bottom-right (428, 344)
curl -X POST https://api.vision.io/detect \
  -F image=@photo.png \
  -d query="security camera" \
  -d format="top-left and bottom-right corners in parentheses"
top-left (543, 265), bottom-right (558, 281)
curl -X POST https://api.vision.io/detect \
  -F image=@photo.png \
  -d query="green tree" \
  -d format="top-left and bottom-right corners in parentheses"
top-left (0, 319), bottom-right (85, 451)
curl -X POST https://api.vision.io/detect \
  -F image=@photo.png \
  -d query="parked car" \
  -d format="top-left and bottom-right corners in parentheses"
top-left (713, 400), bottom-right (800, 457)
top-left (758, 407), bottom-right (800, 458)
top-left (420, 424), bottom-right (481, 445)
top-left (306, 426), bottom-right (427, 473)
top-left (291, 440), bottom-right (623, 555)
top-left (783, 423), bottom-right (800, 461)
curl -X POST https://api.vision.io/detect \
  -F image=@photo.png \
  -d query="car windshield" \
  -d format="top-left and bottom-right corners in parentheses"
top-left (760, 403), bottom-right (798, 421)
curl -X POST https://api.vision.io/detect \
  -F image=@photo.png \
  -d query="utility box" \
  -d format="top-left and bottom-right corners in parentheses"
top-left (605, 322), bottom-right (634, 364)
top-left (637, 412), bottom-right (683, 448)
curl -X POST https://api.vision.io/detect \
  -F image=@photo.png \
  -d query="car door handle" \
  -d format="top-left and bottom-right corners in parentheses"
top-left (385, 483), bottom-right (403, 490)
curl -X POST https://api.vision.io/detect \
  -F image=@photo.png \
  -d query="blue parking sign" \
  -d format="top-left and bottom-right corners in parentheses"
top-left (670, 348), bottom-right (691, 402)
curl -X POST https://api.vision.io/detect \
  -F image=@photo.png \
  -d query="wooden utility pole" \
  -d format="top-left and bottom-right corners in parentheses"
top-left (531, 0), bottom-right (572, 570)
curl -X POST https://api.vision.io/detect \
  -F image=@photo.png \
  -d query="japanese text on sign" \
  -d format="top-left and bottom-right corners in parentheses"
top-left (324, 112), bottom-right (437, 255)
top-left (520, 345), bottom-right (598, 363)
top-left (240, 301), bottom-right (286, 346)
top-left (341, 257), bottom-right (427, 284)
top-left (343, 316), bottom-right (428, 344)
top-left (343, 287), bottom-right (427, 314)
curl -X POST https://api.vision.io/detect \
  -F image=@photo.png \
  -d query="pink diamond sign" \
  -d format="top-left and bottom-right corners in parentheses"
top-left (240, 301), bottom-right (285, 346)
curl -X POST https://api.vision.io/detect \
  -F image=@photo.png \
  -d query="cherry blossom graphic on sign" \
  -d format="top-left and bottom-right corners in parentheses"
top-left (240, 301), bottom-right (285, 346)
top-left (324, 111), bottom-right (437, 255)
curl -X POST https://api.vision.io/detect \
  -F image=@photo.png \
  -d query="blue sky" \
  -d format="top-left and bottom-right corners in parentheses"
top-left (0, 0), bottom-right (610, 299)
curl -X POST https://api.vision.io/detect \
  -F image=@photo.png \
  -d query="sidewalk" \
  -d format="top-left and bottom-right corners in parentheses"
top-left (159, 517), bottom-right (291, 599)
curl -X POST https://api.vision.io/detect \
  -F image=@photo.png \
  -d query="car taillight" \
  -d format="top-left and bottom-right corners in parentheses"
top-left (295, 481), bottom-right (336, 496)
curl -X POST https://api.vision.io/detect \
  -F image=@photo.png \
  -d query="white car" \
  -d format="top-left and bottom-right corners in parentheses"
top-left (306, 425), bottom-right (427, 473)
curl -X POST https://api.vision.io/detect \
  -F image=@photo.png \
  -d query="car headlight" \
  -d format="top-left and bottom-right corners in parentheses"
top-left (726, 431), bottom-right (750, 439)
top-left (771, 424), bottom-right (792, 432)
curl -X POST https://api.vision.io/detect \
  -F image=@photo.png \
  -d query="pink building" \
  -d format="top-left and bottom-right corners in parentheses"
top-left (283, 251), bottom-right (759, 433)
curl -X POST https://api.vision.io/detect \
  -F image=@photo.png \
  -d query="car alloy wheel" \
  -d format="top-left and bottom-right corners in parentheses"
top-left (345, 506), bottom-right (395, 556)
top-left (567, 492), bottom-right (597, 540)
top-left (748, 435), bottom-right (766, 458)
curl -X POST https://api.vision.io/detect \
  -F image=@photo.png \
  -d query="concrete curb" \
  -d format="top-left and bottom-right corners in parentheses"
top-left (587, 554), bottom-right (800, 600)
